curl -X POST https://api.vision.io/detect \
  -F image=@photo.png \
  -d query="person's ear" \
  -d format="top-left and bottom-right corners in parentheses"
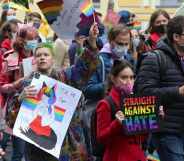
top-left (173, 33), bottom-right (180, 42)
top-left (110, 74), bottom-right (116, 84)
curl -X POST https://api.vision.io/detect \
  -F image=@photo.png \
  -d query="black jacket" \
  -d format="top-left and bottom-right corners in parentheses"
top-left (134, 37), bottom-right (184, 134)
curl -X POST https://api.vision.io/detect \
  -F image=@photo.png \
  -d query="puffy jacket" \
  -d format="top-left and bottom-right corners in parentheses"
top-left (84, 43), bottom-right (135, 100)
top-left (134, 37), bottom-right (184, 134)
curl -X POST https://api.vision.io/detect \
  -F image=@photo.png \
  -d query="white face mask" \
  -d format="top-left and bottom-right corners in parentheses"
top-left (112, 45), bottom-right (128, 59)
top-left (133, 38), bottom-right (140, 48)
top-left (12, 32), bottom-right (16, 41)
top-left (6, 15), bottom-right (16, 21)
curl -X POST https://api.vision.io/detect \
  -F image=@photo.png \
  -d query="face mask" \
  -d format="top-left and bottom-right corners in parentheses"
top-left (6, 15), bottom-right (16, 21)
top-left (112, 45), bottom-right (128, 59)
top-left (153, 24), bottom-right (167, 34)
top-left (33, 22), bottom-right (41, 29)
top-left (116, 83), bottom-right (133, 96)
top-left (24, 40), bottom-right (38, 51)
top-left (132, 38), bottom-right (140, 48)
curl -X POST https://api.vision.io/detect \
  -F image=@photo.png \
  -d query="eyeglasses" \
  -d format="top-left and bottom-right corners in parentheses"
top-left (115, 42), bottom-right (129, 46)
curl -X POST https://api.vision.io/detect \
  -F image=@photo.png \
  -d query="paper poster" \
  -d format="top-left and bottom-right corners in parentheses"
top-left (37, 0), bottom-right (82, 40)
top-left (22, 57), bottom-right (37, 77)
top-left (122, 96), bottom-right (160, 135)
top-left (13, 74), bottom-right (82, 158)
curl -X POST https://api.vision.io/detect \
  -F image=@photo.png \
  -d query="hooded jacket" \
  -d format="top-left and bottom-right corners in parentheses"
top-left (134, 37), bottom-right (184, 134)
top-left (83, 43), bottom-right (135, 100)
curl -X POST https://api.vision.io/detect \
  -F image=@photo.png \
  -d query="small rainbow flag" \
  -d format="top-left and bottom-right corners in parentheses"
top-left (54, 106), bottom-right (66, 122)
top-left (22, 97), bottom-right (39, 110)
top-left (80, 0), bottom-right (95, 17)
top-left (37, 0), bottom-right (64, 24)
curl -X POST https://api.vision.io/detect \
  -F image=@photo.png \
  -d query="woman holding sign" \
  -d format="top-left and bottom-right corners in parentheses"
top-left (96, 60), bottom-right (146, 161)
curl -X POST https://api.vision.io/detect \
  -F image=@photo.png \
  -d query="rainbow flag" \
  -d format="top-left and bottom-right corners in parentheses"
top-left (80, 0), bottom-right (95, 17)
top-left (54, 106), bottom-right (66, 122)
top-left (22, 97), bottom-right (39, 110)
top-left (146, 152), bottom-right (160, 161)
top-left (37, 0), bottom-right (64, 24)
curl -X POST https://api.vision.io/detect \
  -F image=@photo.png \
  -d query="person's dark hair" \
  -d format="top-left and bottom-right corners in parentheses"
top-left (167, 15), bottom-right (184, 43)
top-left (0, 19), bottom-right (21, 40)
top-left (0, 10), bottom-right (8, 28)
top-left (27, 12), bottom-right (42, 20)
top-left (25, 12), bottom-right (41, 24)
top-left (108, 24), bottom-right (130, 42)
top-left (106, 60), bottom-right (133, 92)
top-left (147, 9), bottom-right (170, 33)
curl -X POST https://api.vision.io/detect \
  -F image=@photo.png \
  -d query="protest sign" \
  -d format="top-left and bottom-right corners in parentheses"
top-left (22, 57), bottom-right (37, 77)
top-left (122, 96), bottom-right (160, 135)
top-left (37, 0), bottom-right (82, 40)
top-left (13, 74), bottom-right (82, 158)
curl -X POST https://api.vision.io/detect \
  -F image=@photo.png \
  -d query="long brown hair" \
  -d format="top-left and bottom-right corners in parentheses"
top-left (106, 60), bottom-right (133, 93)
top-left (147, 9), bottom-right (170, 33)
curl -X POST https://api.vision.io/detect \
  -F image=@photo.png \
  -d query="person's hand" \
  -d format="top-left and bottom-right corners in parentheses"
top-left (115, 111), bottom-right (125, 124)
top-left (179, 85), bottom-right (184, 96)
top-left (89, 22), bottom-right (99, 40)
top-left (159, 106), bottom-right (165, 119)
top-left (20, 85), bottom-right (37, 99)
top-left (76, 36), bottom-right (86, 47)
top-left (0, 148), bottom-right (5, 158)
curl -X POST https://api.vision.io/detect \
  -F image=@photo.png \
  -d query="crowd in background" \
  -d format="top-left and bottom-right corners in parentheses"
top-left (0, 2), bottom-right (184, 161)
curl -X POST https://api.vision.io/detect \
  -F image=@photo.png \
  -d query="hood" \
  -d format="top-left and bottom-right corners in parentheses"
top-left (100, 43), bottom-right (112, 54)
top-left (156, 37), bottom-right (177, 59)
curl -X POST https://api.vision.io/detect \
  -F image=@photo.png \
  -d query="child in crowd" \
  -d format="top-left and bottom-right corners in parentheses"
top-left (96, 60), bottom-right (146, 161)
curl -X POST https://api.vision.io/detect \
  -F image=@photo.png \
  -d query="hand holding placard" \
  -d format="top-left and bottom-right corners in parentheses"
top-left (122, 96), bottom-right (160, 135)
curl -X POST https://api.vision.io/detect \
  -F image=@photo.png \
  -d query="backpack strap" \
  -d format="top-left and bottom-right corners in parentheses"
top-left (153, 50), bottom-right (167, 80)
top-left (99, 55), bottom-right (105, 82)
top-left (105, 95), bottom-right (116, 119)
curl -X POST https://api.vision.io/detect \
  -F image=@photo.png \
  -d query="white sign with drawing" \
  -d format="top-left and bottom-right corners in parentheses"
top-left (52, 0), bottom-right (82, 39)
top-left (13, 74), bottom-right (82, 158)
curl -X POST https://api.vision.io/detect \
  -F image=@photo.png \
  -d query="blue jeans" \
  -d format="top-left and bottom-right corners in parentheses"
top-left (11, 136), bottom-right (25, 161)
top-left (157, 134), bottom-right (184, 161)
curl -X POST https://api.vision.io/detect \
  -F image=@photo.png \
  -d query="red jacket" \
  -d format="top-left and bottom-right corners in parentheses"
top-left (96, 87), bottom-right (147, 161)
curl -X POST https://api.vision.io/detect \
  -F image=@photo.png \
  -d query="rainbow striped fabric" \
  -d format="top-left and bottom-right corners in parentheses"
top-left (22, 97), bottom-right (39, 110)
top-left (22, 82), bottom-right (56, 111)
top-left (37, 0), bottom-right (64, 24)
top-left (54, 106), bottom-right (66, 122)
top-left (80, 0), bottom-right (95, 17)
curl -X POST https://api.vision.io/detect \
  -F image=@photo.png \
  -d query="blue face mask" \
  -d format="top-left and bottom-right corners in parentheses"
top-left (111, 45), bottom-right (128, 59)
top-left (25, 40), bottom-right (38, 51)
top-left (6, 15), bottom-right (16, 21)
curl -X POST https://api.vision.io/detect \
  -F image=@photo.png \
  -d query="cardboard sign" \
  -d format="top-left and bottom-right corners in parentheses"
top-left (13, 74), bottom-right (82, 158)
top-left (122, 96), bottom-right (160, 135)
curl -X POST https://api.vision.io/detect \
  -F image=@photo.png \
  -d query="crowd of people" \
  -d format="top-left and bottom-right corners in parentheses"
top-left (0, 2), bottom-right (184, 161)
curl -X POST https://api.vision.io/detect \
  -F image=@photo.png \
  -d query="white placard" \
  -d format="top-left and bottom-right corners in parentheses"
top-left (51, 0), bottom-right (82, 40)
top-left (13, 74), bottom-right (82, 158)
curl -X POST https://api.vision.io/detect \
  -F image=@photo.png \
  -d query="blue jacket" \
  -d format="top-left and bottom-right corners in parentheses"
top-left (83, 44), bottom-right (135, 100)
